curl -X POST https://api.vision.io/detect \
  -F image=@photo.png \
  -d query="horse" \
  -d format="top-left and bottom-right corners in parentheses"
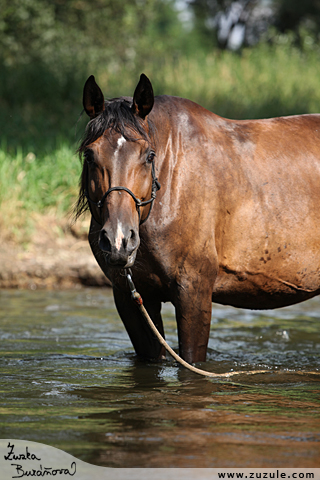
top-left (75, 73), bottom-right (320, 364)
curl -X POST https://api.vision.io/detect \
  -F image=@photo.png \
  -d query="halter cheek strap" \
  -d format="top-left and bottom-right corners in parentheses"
top-left (84, 161), bottom-right (161, 226)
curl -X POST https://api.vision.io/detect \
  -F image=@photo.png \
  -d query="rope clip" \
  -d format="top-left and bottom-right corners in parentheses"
top-left (126, 269), bottom-right (143, 305)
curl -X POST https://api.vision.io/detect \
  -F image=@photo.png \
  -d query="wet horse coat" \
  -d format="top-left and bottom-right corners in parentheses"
top-left (77, 74), bottom-right (320, 363)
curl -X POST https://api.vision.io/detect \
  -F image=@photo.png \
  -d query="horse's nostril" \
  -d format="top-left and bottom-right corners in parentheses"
top-left (123, 230), bottom-right (136, 251)
top-left (129, 229), bottom-right (138, 247)
top-left (99, 230), bottom-right (111, 253)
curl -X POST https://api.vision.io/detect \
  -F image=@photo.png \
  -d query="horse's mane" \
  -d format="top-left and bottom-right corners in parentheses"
top-left (74, 97), bottom-right (155, 220)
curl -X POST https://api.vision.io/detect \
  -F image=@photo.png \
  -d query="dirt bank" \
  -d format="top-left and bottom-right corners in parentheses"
top-left (0, 215), bottom-right (111, 289)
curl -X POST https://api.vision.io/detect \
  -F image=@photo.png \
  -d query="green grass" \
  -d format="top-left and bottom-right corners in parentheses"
top-left (2, 42), bottom-right (320, 240)
top-left (145, 44), bottom-right (320, 119)
top-left (0, 144), bottom-right (81, 241)
top-left (93, 42), bottom-right (320, 119)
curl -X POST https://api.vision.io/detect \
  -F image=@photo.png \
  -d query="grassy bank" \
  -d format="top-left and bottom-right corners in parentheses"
top-left (0, 144), bottom-right (80, 242)
top-left (2, 43), bottom-right (320, 241)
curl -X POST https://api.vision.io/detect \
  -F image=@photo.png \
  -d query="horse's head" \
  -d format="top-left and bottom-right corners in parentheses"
top-left (77, 74), bottom-right (159, 269)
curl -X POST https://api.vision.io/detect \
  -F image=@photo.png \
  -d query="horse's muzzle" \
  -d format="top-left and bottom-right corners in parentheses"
top-left (98, 226), bottom-right (139, 268)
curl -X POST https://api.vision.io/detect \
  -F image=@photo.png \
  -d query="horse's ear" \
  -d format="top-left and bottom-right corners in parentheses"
top-left (83, 75), bottom-right (105, 119)
top-left (132, 74), bottom-right (154, 120)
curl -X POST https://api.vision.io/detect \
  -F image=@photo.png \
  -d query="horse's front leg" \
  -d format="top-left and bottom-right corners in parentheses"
top-left (173, 275), bottom-right (214, 363)
top-left (113, 286), bottom-right (166, 361)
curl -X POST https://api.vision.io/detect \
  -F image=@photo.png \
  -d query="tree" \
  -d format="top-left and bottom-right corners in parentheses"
top-left (273, 0), bottom-right (320, 40)
top-left (188, 0), bottom-right (273, 49)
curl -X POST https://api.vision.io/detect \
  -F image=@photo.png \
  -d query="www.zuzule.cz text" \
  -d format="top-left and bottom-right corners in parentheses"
top-left (218, 473), bottom-right (314, 479)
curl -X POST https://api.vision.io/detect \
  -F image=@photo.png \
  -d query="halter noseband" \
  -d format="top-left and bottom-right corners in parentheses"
top-left (84, 161), bottom-right (161, 226)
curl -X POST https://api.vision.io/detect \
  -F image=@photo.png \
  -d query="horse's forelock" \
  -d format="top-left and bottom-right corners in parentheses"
top-left (78, 97), bottom-right (153, 155)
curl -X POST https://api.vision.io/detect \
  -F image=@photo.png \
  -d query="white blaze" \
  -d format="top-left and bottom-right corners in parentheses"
top-left (114, 136), bottom-right (126, 251)
top-left (115, 135), bottom-right (126, 158)
top-left (115, 221), bottom-right (124, 251)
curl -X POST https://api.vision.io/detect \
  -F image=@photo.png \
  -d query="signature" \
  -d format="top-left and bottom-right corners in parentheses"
top-left (4, 442), bottom-right (77, 478)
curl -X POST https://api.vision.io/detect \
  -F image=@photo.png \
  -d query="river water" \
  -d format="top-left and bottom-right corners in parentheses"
top-left (0, 288), bottom-right (319, 467)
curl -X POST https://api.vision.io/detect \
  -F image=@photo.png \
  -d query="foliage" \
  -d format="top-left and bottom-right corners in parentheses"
top-left (0, 0), bottom-right (193, 153)
top-left (1, 0), bottom-right (320, 153)
top-left (1, 0), bottom-right (320, 240)
top-left (0, 0), bottom-right (168, 68)
top-left (188, 0), bottom-right (320, 49)
top-left (274, 0), bottom-right (320, 37)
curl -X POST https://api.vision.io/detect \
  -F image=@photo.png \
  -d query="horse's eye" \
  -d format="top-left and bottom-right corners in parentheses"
top-left (147, 151), bottom-right (156, 163)
top-left (84, 150), bottom-right (95, 165)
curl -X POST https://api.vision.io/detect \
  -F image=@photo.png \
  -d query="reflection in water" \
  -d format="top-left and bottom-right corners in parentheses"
top-left (0, 289), bottom-right (319, 467)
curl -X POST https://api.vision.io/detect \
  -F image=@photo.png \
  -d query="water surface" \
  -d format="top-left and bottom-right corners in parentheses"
top-left (0, 289), bottom-right (319, 467)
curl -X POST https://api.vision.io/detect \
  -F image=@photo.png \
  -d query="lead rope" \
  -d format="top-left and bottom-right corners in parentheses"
top-left (125, 270), bottom-right (320, 379)
top-left (125, 270), bottom-right (269, 378)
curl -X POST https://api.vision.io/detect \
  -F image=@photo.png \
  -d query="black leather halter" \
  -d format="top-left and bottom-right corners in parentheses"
top-left (84, 161), bottom-right (161, 226)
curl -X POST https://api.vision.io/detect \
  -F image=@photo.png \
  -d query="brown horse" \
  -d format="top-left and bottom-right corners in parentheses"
top-left (76, 73), bottom-right (320, 364)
